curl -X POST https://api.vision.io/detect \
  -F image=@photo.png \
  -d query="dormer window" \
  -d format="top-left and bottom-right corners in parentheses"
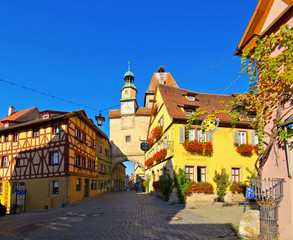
top-left (188, 96), bottom-right (195, 102)
top-left (4, 123), bottom-right (9, 128)
top-left (186, 110), bottom-right (194, 116)
top-left (43, 114), bottom-right (49, 119)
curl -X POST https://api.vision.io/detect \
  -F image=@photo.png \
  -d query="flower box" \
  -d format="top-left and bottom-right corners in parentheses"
top-left (182, 140), bottom-right (213, 156)
top-left (153, 149), bottom-right (167, 163)
top-left (186, 193), bottom-right (216, 203)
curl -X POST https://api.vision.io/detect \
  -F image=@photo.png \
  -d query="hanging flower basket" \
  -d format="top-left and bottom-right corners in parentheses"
top-left (151, 126), bottom-right (163, 140)
top-left (153, 148), bottom-right (167, 163)
top-left (182, 140), bottom-right (213, 156)
top-left (145, 157), bottom-right (154, 167)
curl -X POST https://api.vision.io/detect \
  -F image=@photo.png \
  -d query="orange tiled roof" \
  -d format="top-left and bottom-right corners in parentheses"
top-left (108, 107), bottom-right (151, 118)
top-left (0, 107), bottom-right (38, 123)
top-left (157, 84), bottom-right (250, 124)
top-left (146, 72), bottom-right (178, 92)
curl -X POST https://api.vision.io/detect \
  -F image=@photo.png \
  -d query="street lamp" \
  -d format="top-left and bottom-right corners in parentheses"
top-left (95, 112), bottom-right (105, 126)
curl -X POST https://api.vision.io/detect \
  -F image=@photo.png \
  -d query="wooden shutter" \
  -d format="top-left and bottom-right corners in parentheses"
top-left (251, 132), bottom-right (255, 145)
top-left (179, 127), bottom-right (185, 143)
top-left (207, 133), bottom-right (213, 144)
top-left (234, 131), bottom-right (239, 144)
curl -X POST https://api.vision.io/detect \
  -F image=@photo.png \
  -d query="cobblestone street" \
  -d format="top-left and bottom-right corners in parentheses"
top-left (0, 191), bottom-right (243, 240)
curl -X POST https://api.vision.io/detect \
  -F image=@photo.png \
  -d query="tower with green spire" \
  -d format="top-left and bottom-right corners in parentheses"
top-left (121, 62), bottom-right (138, 115)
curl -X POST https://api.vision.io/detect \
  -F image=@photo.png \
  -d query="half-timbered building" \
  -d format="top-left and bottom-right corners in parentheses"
top-left (0, 106), bottom-right (109, 212)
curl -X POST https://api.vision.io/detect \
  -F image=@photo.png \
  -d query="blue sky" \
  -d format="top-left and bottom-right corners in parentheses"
top-left (0, 1), bottom-right (257, 175)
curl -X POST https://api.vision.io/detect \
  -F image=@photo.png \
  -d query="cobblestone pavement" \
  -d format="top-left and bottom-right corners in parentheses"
top-left (0, 191), bottom-right (244, 240)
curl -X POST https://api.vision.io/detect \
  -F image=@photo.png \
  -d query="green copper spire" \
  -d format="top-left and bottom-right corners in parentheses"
top-left (122, 61), bottom-right (136, 90)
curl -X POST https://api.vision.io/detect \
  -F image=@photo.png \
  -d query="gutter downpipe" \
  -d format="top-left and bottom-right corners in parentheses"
top-left (284, 127), bottom-right (292, 179)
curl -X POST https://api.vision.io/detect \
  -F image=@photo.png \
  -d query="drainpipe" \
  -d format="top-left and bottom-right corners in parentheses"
top-left (284, 127), bottom-right (292, 178)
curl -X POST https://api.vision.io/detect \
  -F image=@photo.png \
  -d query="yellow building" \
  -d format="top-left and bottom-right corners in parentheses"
top-left (112, 163), bottom-right (126, 191)
top-left (0, 107), bottom-right (109, 213)
top-left (96, 138), bottom-right (111, 193)
top-left (144, 83), bottom-right (258, 194)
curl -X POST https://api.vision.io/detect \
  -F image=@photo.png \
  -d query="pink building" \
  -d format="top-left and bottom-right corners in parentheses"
top-left (235, 1), bottom-right (293, 239)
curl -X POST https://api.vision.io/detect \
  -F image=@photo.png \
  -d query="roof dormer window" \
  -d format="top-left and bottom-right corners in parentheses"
top-left (43, 114), bottom-right (49, 119)
top-left (186, 109), bottom-right (194, 116)
top-left (188, 96), bottom-right (195, 102)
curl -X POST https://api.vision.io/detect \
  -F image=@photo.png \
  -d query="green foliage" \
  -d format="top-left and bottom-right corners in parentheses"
top-left (278, 127), bottom-right (293, 140)
top-left (213, 168), bottom-right (230, 202)
top-left (174, 168), bottom-right (190, 203)
top-left (143, 177), bottom-right (151, 193)
top-left (245, 167), bottom-right (257, 185)
top-left (237, 24), bottom-right (293, 157)
top-left (160, 177), bottom-right (174, 202)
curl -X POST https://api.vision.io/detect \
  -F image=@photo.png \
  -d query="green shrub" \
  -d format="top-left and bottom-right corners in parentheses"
top-left (213, 168), bottom-right (230, 202)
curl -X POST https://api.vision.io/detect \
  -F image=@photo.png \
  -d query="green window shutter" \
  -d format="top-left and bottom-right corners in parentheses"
top-left (179, 127), bottom-right (185, 143)
top-left (234, 131), bottom-right (239, 144)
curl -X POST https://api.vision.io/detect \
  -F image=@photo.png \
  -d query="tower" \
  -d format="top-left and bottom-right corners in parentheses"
top-left (120, 62), bottom-right (138, 115)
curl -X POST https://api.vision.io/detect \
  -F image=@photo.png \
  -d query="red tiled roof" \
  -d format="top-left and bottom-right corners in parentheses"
top-left (0, 107), bottom-right (38, 123)
top-left (157, 84), bottom-right (250, 124)
top-left (146, 72), bottom-right (178, 92)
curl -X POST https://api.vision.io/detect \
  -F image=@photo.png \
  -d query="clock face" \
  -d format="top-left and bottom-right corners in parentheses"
top-left (121, 101), bottom-right (134, 114)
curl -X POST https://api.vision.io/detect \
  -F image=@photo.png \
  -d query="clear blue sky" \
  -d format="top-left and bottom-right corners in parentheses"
top-left (0, 1), bottom-right (258, 175)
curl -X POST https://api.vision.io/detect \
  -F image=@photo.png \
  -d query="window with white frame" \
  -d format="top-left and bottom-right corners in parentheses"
top-left (185, 166), bottom-right (194, 181)
top-left (53, 123), bottom-right (61, 134)
top-left (186, 109), bottom-right (193, 116)
top-left (13, 132), bottom-right (18, 142)
top-left (197, 129), bottom-right (206, 142)
top-left (52, 180), bottom-right (60, 195)
top-left (81, 132), bottom-right (86, 141)
top-left (50, 152), bottom-right (59, 164)
top-left (231, 168), bottom-right (240, 182)
top-left (87, 160), bottom-right (91, 169)
top-left (90, 139), bottom-right (94, 147)
top-left (234, 131), bottom-right (247, 145)
top-left (189, 129), bottom-right (195, 141)
top-left (81, 157), bottom-right (85, 167)
top-left (2, 156), bottom-right (8, 167)
top-left (33, 128), bottom-right (39, 138)
top-left (75, 155), bottom-right (80, 166)
top-left (75, 128), bottom-right (80, 138)
top-left (76, 178), bottom-right (82, 191)
top-left (197, 167), bottom-right (206, 182)
top-left (188, 95), bottom-right (195, 102)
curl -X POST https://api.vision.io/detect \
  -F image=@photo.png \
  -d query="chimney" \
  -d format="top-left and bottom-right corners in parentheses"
top-left (8, 106), bottom-right (15, 116)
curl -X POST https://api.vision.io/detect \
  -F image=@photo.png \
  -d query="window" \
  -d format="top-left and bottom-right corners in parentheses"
top-left (90, 139), bottom-right (94, 148)
top-left (98, 145), bottom-right (102, 153)
top-left (185, 166), bottom-right (194, 181)
top-left (53, 124), bottom-right (61, 134)
top-left (91, 180), bottom-right (94, 190)
top-left (158, 115), bottom-right (164, 126)
top-left (197, 129), bottom-right (206, 142)
top-left (87, 160), bottom-right (91, 169)
top-left (197, 167), bottom-right (206, 182)
top-left (75, 128), bottom-right (80, 138)
top-left (189, 129), bottom-right (195, 141)
top-left (2, 156), bottom-right (8, 168)
top-left (186, 110), bottom-right (193, 116)
top-left (231, 168), bottom-right (240, 182)
top-left (75, 155), bottom-right (80, 166)
top-left (4, 123), bottom-right (9, 128)
top-left (188, 95), bottom-right (195, 102)
top-left (234, 131), bottom-right (247, 144)
top-left (94, 180), bottom-right (97, 190)
top-left (33, 128), bottom-right (39, 138)
top-left (15, 158), bottom-right (21, 167)
top-left (4, 134), bottom-right (8, 142)
top-left (50, 152), bottom-right (59, 164)
top-left (81, 157), bottom-right (85, 167)
top-left (76, 178), bottom-right (82, 191)
top-left (13, 132), bottom-right (18, 142)
top-left (43, 114), bottom-right (49, 119)
top-left (81, 132), bottom-right (86, 141)
top-left (12, 182), bottom-right (19, 194)
top-left (126, 136), bottom-right (131, 142)
top-left (0, 183), bottom-right (2, 195)
top-left (91, 161), bottom-right (95, 170)
top-left (105, 149), bottom-right (109, 157)
top-left (52, 180), bottom-right (60, 195)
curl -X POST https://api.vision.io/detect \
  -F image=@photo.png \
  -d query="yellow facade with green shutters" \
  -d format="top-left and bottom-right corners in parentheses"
top-left (145, 84), bottom-right (257, 193)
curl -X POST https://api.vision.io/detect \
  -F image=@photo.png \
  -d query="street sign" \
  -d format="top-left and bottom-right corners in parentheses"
top-left (246, 187), bottom-right (255, 199)
top-left (140, 142), bottom-right (150, 151)
top-left (17, 190), bottom-right (26, 205)
top-left (20, 182), bottom-right (25, 186)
